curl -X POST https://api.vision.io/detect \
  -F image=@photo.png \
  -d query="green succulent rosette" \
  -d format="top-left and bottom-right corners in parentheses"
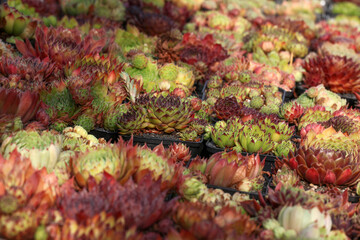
top-left (1, 130), bottom-right (62, 172)
top-left (147, 95), bottom-right (194, 134)
top-left (0, 4), bottom-right (37, 41)
top-left (237, 125), bottom-right (274, 154)
top-left (72, 145), bottom-right (121, 186)
top-left (117, 108), bottom-right (148, 135)
top-left (210, 118), bottom-right (244, 149)
top-left (273, 140), bottom-right (296, 158)
top-left (263, 118), bottom-right (295, 142)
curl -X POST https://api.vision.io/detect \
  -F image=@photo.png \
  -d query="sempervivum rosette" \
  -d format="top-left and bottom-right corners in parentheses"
top-left (213, 96), bottom-right (241, 120)
top-left (136, 144), bottom-right (183, 190)
top-left (0, 4), bottom-right (37, 40)
top-left (0, 87), bottom-right (40, 124)
top-left (262, 118), bottom-right (295, 142)
top-left (44, 174), bottom-right (175, 239)
top-left (15, 26), bottom-right (106, 68)
top-left (285, 146), bottom-right (360, 186)
top-left (1, 130), bottom-right (62, 173)
top-left (279, 101), bottom-right (304, 125)
top-left (236, 123), bottom-right (274, 154)
top-left (298, 106), bottom-right (332, 130)
top-left (0, 56), bottom-right (57, 91)
top-left (209, 117), bottom-right (243, 149)
top-left (204, 151), bottom-right (264, 191)
top-left (0, 150), bottom-right (58, 239)
top-left (147, 94), bottom-right (194, 133)
top-left (320, 115), bottom-right (360, 135)
top-left (71, 139), bottom-right (140, 187)
top-left (302, 126), bottom-right (360, 156)
top-left (302, 54), bottom-right (360, 96)
top-left (173, 201), bottom-right (215, 231)
top-left (117, 108), bottom-right (148, 135)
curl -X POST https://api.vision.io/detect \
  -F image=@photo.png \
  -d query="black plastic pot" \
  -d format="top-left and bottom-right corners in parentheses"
top-left (89, 128), bottom-right (119, 143)
top-left (201, 81), bottom-right (208, 101)
top-left (348, 195), bottom-right (360, 203)
top-left (120, 134), bottom-right (204, 158)
top-left (279, 87), bottom-right (294, 103)
top-left (194, 81), bottom-right (208, 99)
top-left (206, 175), bottom-right (271, 200)
top-left (205, 140), bottom-right (278, 173)
top-left (295, 82), bottom-right (358, 107)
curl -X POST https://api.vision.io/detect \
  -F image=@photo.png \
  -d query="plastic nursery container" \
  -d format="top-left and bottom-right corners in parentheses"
top-left (120, 134), bottom-right (204, 158)
top-left (295, 82), bottom-right (358, 108)
top-left (205, 140), bottom-right (277, 173)
top-left (206, 175), bottom-right (271, 200)
top-left (201, 80), bottom-right (208, 101)
top-left (279, 87), bottom-right (294, 102)
top-left (89, 128), bottom-right (119, 143)
top-left (193, 81), bottom-right (207, 100)
top-left (348, 195), bottom-right (360, 203)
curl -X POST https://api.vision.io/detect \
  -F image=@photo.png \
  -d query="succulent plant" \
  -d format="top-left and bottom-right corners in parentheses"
top-left (93, 0), bottom-right (125, 22)
top-left (167, 142), bottom-right (191, 165)
top-left (171, 0), bottom-right (204, 11)
top-left (204, 151), bottom-right (264, 191)
top-left (179, 176), bottom-right (207, 200)
top-left (273, 140), bottom-right (296, 158)
top-left (285, 146), bottom-right (360, 186)
top-left (179, 33), bottom-right (228, 69)
top-left (219, 84), bottom-right (247, 102)
top-left (237, 122), bottom-right (274, 154)
top-left (207, 11), bottom-right (232, 30)
top-left (16, 26), bottom-right (106, 68)
top-left (295, 93), bottom-right (315, 108)
top-left (0, 87), bottom-right (40, 124)
top-left (174, 201), bottom-right (215, 230)
top-left (178, 128), bottom-right (199, 142)
top-left (73, 109), bottom-right (98, 132)
top-left (0, 150), bottom-right (58, 239)
top-left (260, 103), bottom-right (281, 116)
top-left (298, 106), bottom-right (332, 130)
top-left (40, 81), bottom-right (77, 123)
top-left (302, 126), bottom-right (360, 156)
top-left (272, 164), bottom-right (300, 189)
top-left (264, 205), bottom-right (332, 239)
top-left (214, 56), bottom-right (250, 82)
top-left (136, 145), bottom-right (181, 190)
top-left (62, 126), bottom-right (102, 151)
top-left (101, 104), bottom-right (127, 132)
top-left (210, 117), bottom-right (243, 149)
top-left (263, 118), bottom-right (295, 142)
top-left (320, 115), bottom-right (360, 135)
top-left (125, 54), bottom-right (160, 92)
top-left (0, 115), bottom-right (23, 139)
top-left (249, 96), bottom-right (264, 110)
top-left (279, 101), bottom-right (304, 125)
top-left (115, 25), bottom-right (156, 55)
top-left (71, 139), bottom-right (140, 187)
top-left (116, 108), bottom-right (147, 135)
top-left (213, 96), bottom-right (241, 120)
top-left (0, 55), bottom-right (58, 91)
top-left (1, 129), bottom-right (62, 173)
top-left (65, 74), bottom-right (94, 106)
top-left (147, 95), bottom-right (193, 134)
top-left (302, 54), bottom-right (360, 96)
top-left (0, 4), bottom-right (37, 41)
top-left (48, 173), bottom-right (174, 238)
top-left (300, 85), bottom-right (347, 112)
top-left (159, 63), bottom-right (179, 81)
